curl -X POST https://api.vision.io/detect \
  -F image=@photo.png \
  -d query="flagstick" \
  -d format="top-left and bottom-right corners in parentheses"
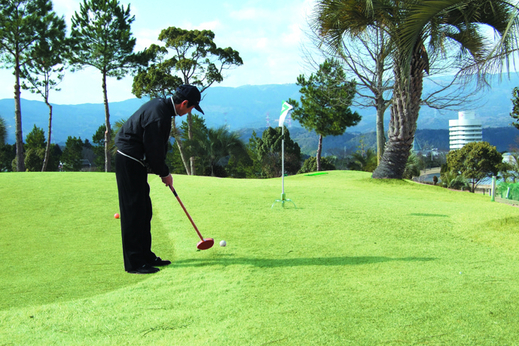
top-left (272, 101), bottom-right (296, 209)
top-left (281, 124), bottom-right (285, 199)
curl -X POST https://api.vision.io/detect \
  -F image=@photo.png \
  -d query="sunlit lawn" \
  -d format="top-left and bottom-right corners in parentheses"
top-left (1, 171), bottom-right (518, 345)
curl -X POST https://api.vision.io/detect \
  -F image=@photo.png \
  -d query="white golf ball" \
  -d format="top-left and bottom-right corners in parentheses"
top-left (220, 240), bottom-right (227, 247)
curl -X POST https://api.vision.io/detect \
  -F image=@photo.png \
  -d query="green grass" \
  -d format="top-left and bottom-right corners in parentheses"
top-left (1, 171), bottom-right (519, 345)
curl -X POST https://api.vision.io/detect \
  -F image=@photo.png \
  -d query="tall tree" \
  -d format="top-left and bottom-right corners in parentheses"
top-left (244, 130), bottom-right (264, 178)
top-left (135, 27), bottom-right (243, 175)
top-left (289, 59), bottom-right (361, 171)
top-left (308, 21), bottom-right (482, 166)
top-left (0, 0), bottom-right (59, 171)
top-left (0, 116), bottom-right (6, 146)
top-left (25, 124), bottom-right (45, 150)
top-left (61, 136), bottom-right (83, 171)
top-left (315, 0), bottom-right (519, 179)
top-left (24, 124), bottom-right (45, 171)
top-left (69, 0), bottom-right (141, 172)
top-left (20, 8), bottom-right (67, 171)
top-left (257, 127), bottom-right (301, 178)
top-left (91, 119), bottom-right (124, 171)
top-left (306, 24), bottom-right (393, 165)
top-left (132, 44), bottom-right (183, 99)
top-left (0, 116), bottom-right (15, 171)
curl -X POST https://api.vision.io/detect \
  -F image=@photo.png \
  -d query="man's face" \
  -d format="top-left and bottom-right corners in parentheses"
top-left (176, 100), bottom-right (195, 116)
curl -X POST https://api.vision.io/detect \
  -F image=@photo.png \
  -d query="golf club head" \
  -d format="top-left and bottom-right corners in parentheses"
top-left (197, 238), bottom-right (214, 250)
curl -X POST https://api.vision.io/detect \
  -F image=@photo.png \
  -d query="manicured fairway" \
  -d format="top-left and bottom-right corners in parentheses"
top-left (1, 171), bottom-right (518, 345)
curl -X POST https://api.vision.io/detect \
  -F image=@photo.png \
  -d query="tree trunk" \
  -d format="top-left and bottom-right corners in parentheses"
top-left (372, 43), bottom-right (427, 179)
top-left (188, 112), bottom-right (196, 175)
top-left (316, 134), bottom-right (322, 171)
top-left (42, 100), bottom-right (53, 172)
top-left (102, 72), bottom-right (111, 172)
top-left (14, 58), bottom-right (25, 172)
top-left (172, 117), bottom-right (191, 175)
top-left (375, 34), bottom-right (387, 166)
top-left (371, 136), bottom-right (413, 179)
top-left (176, 139), bottom-right (191, 175)
top-left (375, 95), bottom-right (386, 165)
top-left (372, 74), bottom-right (413, 178)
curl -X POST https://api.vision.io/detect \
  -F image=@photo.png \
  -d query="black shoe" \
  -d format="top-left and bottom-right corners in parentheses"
top-left (127, 264), bottom-right (160, 274)
top-left (149, 257), bottom-right (171, 266)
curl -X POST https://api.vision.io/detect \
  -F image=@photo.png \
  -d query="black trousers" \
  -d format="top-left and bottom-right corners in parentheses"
top-left (115, 153), bottom-right (156, 271)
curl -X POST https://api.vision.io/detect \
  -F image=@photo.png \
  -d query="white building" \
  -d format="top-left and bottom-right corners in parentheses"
top-left (449, 111), bottom-right (482, 151)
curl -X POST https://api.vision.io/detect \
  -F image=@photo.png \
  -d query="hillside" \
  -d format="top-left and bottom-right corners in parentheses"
top-left (0, 84), bottom-right (302, 145)
top-left (236, 127), bottom-right (518, 155)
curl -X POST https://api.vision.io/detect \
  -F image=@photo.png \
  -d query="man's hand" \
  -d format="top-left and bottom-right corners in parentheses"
top-left (161, 174), bottom-right (173, 187)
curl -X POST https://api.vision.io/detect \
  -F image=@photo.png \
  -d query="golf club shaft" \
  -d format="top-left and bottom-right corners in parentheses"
top-left (170, 186), bottom-right (205, 241)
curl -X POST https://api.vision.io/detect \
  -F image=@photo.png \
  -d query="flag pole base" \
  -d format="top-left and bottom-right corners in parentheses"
top-left (271, 193), bottom-right (296, 209)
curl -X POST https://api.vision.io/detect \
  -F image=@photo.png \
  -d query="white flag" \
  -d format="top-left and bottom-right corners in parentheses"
top-left (279, 101), bottom-right (293, 127)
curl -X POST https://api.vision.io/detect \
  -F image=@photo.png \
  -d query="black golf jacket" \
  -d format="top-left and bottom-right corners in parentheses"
top-left (115, 97), bottom-right (174, 177)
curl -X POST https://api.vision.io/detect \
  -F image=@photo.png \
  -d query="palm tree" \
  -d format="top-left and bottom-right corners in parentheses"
top-left (440, 170), bottom-right (470, 190)
top-left (347, 148), bottom-right (377, 172)
top-left (207, 127), bottom-right (248, 177)
top-left (314, 0), bottom-right (519, 179)
top-left (402, 153), bottom-right (423, 179)
top-left (189, 126), bottom-right (248, 177)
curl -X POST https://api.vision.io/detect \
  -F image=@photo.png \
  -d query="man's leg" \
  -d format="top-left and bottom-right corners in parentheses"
top-left (115, 153), bottom-right (156, 272)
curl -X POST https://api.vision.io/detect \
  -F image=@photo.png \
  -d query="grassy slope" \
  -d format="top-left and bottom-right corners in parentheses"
top-left (1, 171), bottom-right (518, 345)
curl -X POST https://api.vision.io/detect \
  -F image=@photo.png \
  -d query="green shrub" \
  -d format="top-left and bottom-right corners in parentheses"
top-left (298, 156), bottom-right (336, 174)
top-left (441, 171), bottom-right (470, 190)
top-left (497, 182), bottom-right (519, 200)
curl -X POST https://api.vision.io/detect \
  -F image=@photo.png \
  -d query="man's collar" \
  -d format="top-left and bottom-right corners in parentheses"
top-left (170, 96), bottom-right (178, 117)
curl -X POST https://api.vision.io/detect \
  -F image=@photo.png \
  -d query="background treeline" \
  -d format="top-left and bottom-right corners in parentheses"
top-left (2, 112), bottom-right (519, 178)
top-left (0, 115), bottom-right (304, 177)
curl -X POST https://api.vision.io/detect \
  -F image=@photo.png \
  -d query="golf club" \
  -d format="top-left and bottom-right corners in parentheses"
top-left (169, 185), bottom-right (214, 250)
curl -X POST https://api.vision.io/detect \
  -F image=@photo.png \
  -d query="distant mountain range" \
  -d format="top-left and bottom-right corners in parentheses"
top-left (1, 75), bottom-right (519, 153)
top-left (236, 127), bottom-right (518, 155)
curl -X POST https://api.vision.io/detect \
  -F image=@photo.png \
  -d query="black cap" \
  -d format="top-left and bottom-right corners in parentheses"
top-left (175, 85), bottom-right (204, 115)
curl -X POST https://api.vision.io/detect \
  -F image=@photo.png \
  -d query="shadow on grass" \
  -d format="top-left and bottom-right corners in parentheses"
top-left (173, 256), bottom-right (436, 268)
top-left (409, 213), bottom-right (449, 217)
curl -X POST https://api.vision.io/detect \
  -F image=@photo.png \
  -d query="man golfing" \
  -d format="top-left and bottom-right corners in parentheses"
top-left (115, 85), bottom-right (204, 274)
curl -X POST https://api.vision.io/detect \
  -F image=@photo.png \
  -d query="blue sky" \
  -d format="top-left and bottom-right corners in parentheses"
top-left (0, 0), bottom-right (315, 104)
